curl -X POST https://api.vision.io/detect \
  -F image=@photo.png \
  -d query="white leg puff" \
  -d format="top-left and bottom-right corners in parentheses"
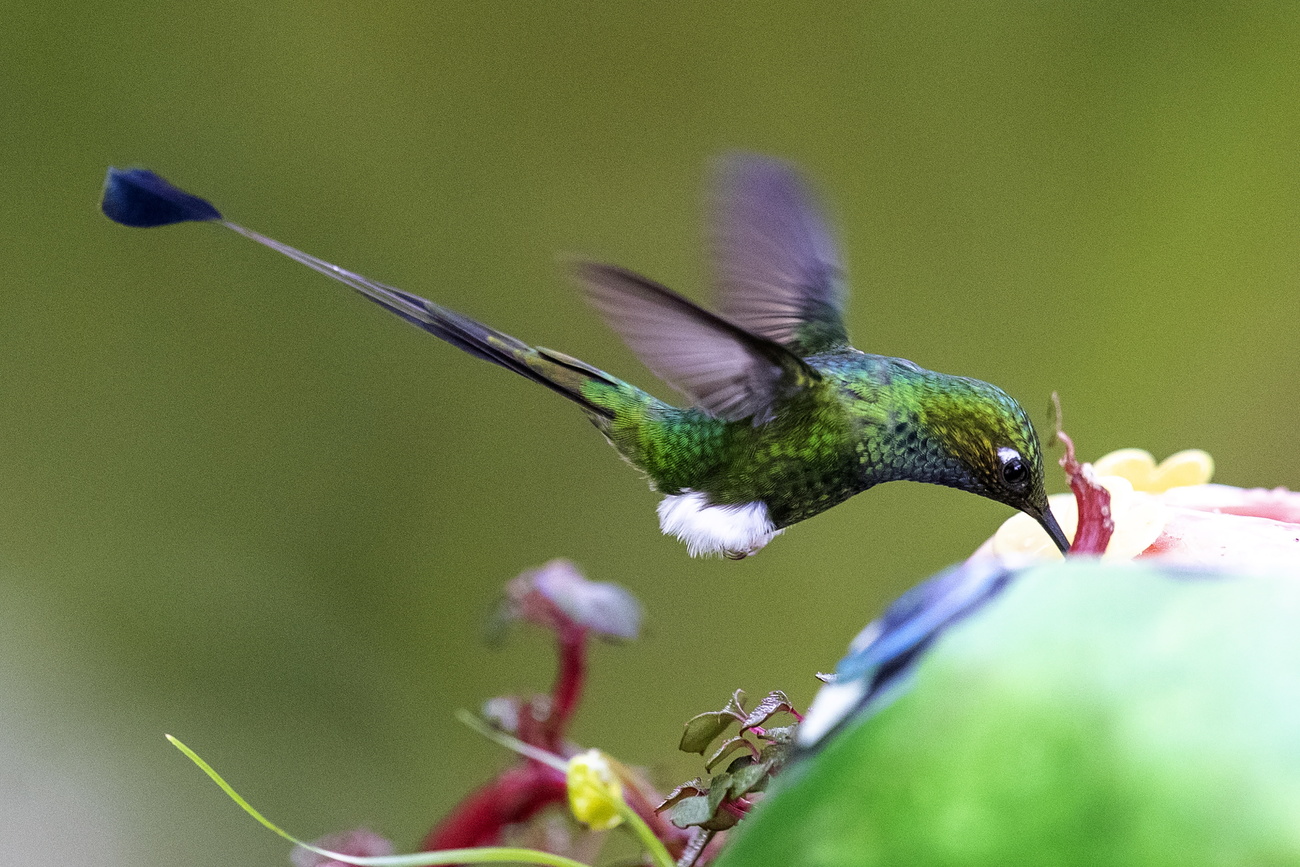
top-left (657, 490), bottom-right (783, 558)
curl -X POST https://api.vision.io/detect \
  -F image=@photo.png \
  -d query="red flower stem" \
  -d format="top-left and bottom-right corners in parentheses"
top-left (421, 763), bottom-right (568, 854)
top-left (548, 623), bottom-right (587, 743)
top-left (423, 616), bottom-right (593, 855)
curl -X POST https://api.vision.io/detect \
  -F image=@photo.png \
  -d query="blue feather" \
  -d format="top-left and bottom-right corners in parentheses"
top-left (101, 168), bottom-right (222, 227)
top-left (798, 558), bottom-right (1016, 749)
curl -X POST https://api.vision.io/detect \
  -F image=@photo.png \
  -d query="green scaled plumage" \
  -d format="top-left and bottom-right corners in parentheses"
top-left (101, 157), bottom-right (1069, 558)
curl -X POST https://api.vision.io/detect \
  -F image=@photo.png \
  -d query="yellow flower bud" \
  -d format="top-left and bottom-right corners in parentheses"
top-left (567, 749), bottom-right (625, 831)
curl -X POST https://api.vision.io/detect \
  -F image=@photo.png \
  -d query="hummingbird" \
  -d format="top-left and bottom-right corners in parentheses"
top-left (100, 157), bottom-right (1069, 559)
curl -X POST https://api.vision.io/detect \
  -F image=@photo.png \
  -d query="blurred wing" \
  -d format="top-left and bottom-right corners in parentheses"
top-left (574, 263), bottom-right (820, 422)
top-left (711, 155), bottom-right (850, 356)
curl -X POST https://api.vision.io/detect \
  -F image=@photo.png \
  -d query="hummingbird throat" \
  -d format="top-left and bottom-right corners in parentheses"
top-left (656, 491), bottom-right (783, 559)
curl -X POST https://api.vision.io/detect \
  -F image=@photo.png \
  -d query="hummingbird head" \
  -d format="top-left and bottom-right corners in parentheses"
top-left (915, 377), bottom-right (1070, 553)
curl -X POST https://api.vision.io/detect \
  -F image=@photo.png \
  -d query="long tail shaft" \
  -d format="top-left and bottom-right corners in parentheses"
top-left (99, 168), bottom-right (621, 419)
top-left (221, 222), bottom-right (617, 417)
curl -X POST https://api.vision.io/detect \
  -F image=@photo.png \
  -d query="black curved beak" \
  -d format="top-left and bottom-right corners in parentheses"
top-left (1037, 507), bottom-right (1071, 554)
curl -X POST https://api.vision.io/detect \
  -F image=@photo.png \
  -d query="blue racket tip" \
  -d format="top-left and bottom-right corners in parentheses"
top-left (101, 167), bottom-right (223, 227)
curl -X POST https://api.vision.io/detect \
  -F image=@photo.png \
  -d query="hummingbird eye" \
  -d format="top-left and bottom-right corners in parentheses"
top-left (998, 447), bottom-right (1029, 489)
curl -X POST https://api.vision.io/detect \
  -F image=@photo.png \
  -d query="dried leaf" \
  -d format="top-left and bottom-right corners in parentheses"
top-left (742, 691), bottom-right (797, 729)
top-left (657, 780), bottom-right (706, 812)
top-left (726, 689), bottom-right (748, 716)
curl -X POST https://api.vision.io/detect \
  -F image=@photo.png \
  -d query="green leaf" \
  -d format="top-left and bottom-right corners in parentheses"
top-left (756, 725), bottom-right (797, 746)
top-left (705, 737), bottom-right (757, 772)
top-left (656, 780), bottom-right (705, 812)
top-left (679, 690), bottom-right (751, 754)
top-left (725, 760), bottom-right (772, 798)
top-left (667, 795), bottom-right (717, 829)
top-left (679, 712), bottom-right (738, 755)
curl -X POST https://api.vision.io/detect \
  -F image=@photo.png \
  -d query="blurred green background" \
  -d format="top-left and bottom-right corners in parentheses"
top-left (3, 3), bottom-right (1298, 865)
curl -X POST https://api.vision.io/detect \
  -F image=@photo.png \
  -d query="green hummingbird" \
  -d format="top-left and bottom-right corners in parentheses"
top-left (100, 157), bottom-right (1069, 558)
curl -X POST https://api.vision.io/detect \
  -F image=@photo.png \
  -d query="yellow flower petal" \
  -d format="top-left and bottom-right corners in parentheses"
top-left (567, 749), bottom-right (624, 831)
top-left (1149, 449), bottom-right (1214, 492)
top-left (1091, 449), bottom-right (1157, 488)
top-left (1091, 448), bottom-right (1214, 493)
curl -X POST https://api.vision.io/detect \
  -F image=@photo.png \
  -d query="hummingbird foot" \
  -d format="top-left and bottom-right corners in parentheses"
top-left (657, 491), bottom-right (783, 559)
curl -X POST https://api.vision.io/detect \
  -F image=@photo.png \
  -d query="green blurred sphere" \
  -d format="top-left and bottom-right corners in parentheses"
top-left (716, 560), bottom-right (1300, 866)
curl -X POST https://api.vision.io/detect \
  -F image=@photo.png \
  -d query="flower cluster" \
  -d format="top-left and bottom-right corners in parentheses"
top-left (977, 445), bottom-right (1300, 574)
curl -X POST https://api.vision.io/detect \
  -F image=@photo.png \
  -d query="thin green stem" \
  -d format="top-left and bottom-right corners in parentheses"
top-left (453, 708), bottom-right (569, 772)
top-left (615, 799), bottom-right (676, 867)
top-left (166, 735), bottom-right (591, 867)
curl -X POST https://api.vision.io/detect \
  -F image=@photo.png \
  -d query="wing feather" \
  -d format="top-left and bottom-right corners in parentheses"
top-left (573, 263), bottom-right (818, 422)
top-left (710, 155), bottom-right (850, 356)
